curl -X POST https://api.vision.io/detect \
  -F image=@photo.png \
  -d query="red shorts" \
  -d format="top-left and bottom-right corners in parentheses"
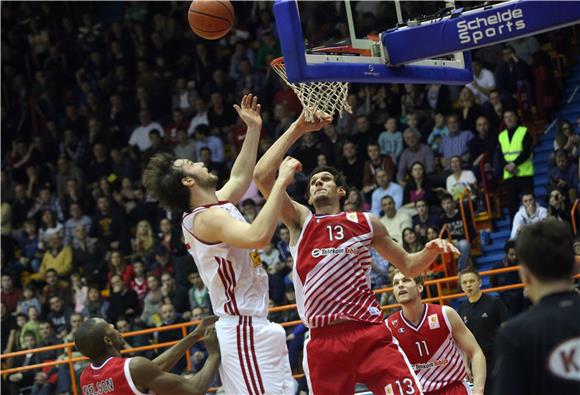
top-left (426, 381), bottom-right (470, 395)
top-left (304, 320), bottom-right (422, 395)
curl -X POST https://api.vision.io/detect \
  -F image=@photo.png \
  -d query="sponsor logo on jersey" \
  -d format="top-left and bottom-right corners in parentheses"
top-left (346, 212), bottom-right (359, 223)
top-left (547, 336), bottom-right (580, 381)
top-left (392, 319), bottom-right (399, 327)
top-left (413, 358), bottom-right (449, 370)
top-left (481, 312), bottom-right (488, 318)
top-left (311, 246), bottom-right (358, 258)
top-left (428, 314), bottom-right (440, 330)
top-left (368, 306), bottom-right (380, 316)
top-left (398, 327), bottom-right (406, 334)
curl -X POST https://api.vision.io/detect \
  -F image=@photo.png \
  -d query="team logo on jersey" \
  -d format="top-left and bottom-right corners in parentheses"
top-left (346, 212), bottom-right (359, 223)
top-left (428, 314), bottom-right (440, 330)
top-left (311, 246), bottom-right (358, 258)
top-left (249, 250), bottom-right (262, 268)
top-left (398, 327), bottom-right (406, 334)
top-left (392, 319), bottom-right (399, 327)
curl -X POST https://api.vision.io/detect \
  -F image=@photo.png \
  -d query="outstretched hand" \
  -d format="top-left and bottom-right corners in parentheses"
top-left (191, 315), bottom-right (219, 339)
top-left (278, 156), bottom-right (302, 187)
top-left (295, 110), bottom-right (333, 133)
top-left (234, 93), bottom-right (262, 129)
top-left (424, 238), bottom-right (461, 256)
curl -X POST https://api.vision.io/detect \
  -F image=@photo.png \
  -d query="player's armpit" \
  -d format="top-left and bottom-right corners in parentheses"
top-left (129, 357), bottom-right (204, 395)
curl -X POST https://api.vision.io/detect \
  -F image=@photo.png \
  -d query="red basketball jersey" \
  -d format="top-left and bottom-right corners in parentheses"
top-left (289, 211), bottom-right (383, 328)
top-left (387, 304), bottom-right (466, 393)
top-left (80, 356), bottom-right (152, 395)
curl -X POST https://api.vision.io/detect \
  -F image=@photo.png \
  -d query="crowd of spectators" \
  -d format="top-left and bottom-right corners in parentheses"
top-left (1, 2), bottom-right (579, 394)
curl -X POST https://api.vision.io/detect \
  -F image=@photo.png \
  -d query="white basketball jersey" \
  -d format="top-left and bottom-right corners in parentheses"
top-left (182, 202), bottom-right (269, 318)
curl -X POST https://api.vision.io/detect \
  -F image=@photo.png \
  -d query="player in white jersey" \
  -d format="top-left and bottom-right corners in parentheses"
top-left (253, 111), bottom-right (460, 394)
top-left (388, 271), bottom-right (486, 395)
top-left (144, 94), bottom-right (299, 395)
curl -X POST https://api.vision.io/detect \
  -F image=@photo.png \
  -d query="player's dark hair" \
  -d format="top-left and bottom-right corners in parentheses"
top-left (75, 318), bottom-right (109, 360)
top-left (308, 166), bottom-right (347, 191)
top-left (516, 218), bottom-right (575, 281)
top-left (143, 153), bottom-right (191, 212)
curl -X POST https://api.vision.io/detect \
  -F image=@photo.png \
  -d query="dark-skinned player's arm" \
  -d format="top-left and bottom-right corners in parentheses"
top-left (216, 93), bottom-right (262, 205)
top-left (444, 306), bottom-right (486, 395)
top-left (151, 316), bottom-right (217, 372)
top-left (253, 111), bottom-right (331, 234)
top-left (194, 157), bottom-right (301, 249)
top-left (130, 326), bottom-right (220, 395)
top-left (368, 215), bottom-right (460, 277)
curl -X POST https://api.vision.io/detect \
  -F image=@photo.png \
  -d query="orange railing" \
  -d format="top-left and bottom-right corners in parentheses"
top-left (572, 198), bottom-right (579, 235)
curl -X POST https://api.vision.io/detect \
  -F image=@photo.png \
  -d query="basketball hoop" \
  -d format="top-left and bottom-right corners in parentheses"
top-left (270, 57), bottom-right (352, 122)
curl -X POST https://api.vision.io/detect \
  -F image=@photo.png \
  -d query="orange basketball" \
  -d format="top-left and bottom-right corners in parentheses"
top-left (188, 0), bottom-right (235, 40)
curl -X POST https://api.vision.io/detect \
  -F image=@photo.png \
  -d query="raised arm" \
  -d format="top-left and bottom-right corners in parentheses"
top-left (216, 94), bottom-right (262, 204)
top-left (253, 111), bottom-right (331, 230)
top-left (369, 214), bottom-right (459, 277)
top-left (195, 157), bottom-right (302, 249)
top-left (130, 326), bottom-right (220, 395)
top-left (152, 316), bottom-right (217, 372)
top-left (445, 306), bottom-right (486, 395)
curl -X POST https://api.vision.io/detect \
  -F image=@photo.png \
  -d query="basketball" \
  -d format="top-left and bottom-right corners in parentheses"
top-left (188, 0), bottom-right (234, 40)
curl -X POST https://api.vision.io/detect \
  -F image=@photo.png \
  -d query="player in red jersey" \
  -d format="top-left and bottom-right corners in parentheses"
top-left (254, 112), bottom-right (460, 394)
top-left (76, 316), bottom-right (219, 395)
top-left (387, 271), bottom-right (486, 395)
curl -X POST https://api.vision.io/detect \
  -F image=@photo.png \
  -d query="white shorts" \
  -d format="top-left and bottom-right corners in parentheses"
top-left (216, 315), bottom-right (294, 395)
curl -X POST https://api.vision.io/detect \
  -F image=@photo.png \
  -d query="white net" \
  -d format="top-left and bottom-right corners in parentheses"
top-left (271, 58), bottom-right (352, 122)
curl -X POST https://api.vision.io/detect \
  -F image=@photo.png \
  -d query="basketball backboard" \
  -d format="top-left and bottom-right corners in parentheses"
top-left (273, 0), bottom-right (473, 84)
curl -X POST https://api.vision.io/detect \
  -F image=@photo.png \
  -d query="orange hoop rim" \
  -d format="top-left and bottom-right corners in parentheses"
top-left (270, 57), bottom-right (285, 68)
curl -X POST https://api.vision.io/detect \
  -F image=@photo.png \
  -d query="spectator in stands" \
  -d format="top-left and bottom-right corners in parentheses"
top-left (5, 331), bottom-right (45, 395)
top-left (156, 303), bottom-right (188, 372)
top-left (379, 195), bottom-right (412, 245)
top-left (10, 184), bottom-right (33, 230)
top-left (193, 124), bottom-right (225, 164)
top-left (276, 225), bottom-right (291, 262)
top-left (106, 274), bottom-right (140, 324)
top-left (396, 128), bottom-right (435, 184)
top-left (131, 220), bottom-right (156, 265)
top-left (27, 186), bottom-right (64, 223)
top-left (30, 232), bottom-right (72, 282)
top-left (160, 272), bottom-right (190, 314)
top-left (142, 129), bottom-right (170, 166)
top-left (401, 228), bottom-right (424, 253)
top-left (490, 240), bottom-right (526, 317)
top-left (187, 272), bottom-right (210, 312)
top-left (554, 120), bottom-right (579, 159)
top-left (141, 275), bottom-right (163, 326)
top-left (549, 149), bottom-right (578, 203)
top-left (63, 203), bottom-right (92, 246)
top-left (457, 269), bottom-right (508, 395)
top-left (466, 59), bottom-right (496, 104)
top-left (427, 112), bottom-right (449, 155)
top-left (338, 141), bottom-right (365, 190)
top-left (130, 261), bottom-right (148, 301)
top-left (440, 114), bottom-right (474, 170)
top-left (290, 133), bottom-right (326, 176)
top-left (412, 199), bottom-right (441, 240)
top-left (90, 196), bottom-right (127, 253)
top-left (469, 115), bottom-right (496, 176)
top-left (378, 117), bottom-right (403, 164)
top-left (508, 36), bottom-right (540, 65)
top-left (71, 224), bottom-right (105, 287)
top-left (440, 193), bottom-right (473, 271)
top-left (70, 272), bottom-right (88, 314)
top-left (1, 302), bottom-right (16, 353)
top-left (129, 110), bottom-right (164, 152)
top-left (46, 296), bottom-right (72, 338)
top-left (446, 156), bottom-right (478, 201)
top-left (457, 87), bottom-right (482, 132)
top-left (82, 286), bottom-right (109, 320)
top-left (498, 110), bottom-right (534, 219)
top-left (546, 188), bottom-right (572, 225)
top-left (402, 161), bottom-right (435, 209)
top-left (173, 129), bottom-right (196, 161)
top-left (17, 285), bottom-right (41, 317)
top-left (1, 275), bottom-right (21, 314)
top-left (362, 142), bottom-right (396, 198)
top-left (320, 123), bottom-right (345, 164)
top-left (495, 46), bottom-right (533, 104)
top-left (510, 192), bottom-right (548, 240)
top-left (370, 169), bottom-right (403, 216)
top-left (39, 269), bottom-right (69, 308)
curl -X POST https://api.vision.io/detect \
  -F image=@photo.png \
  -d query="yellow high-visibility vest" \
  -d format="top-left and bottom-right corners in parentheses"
top-left (498, 126), bottom-right (534, 180)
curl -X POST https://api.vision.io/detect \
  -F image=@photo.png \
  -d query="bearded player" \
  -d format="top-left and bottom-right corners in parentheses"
top-left (144, 94), bottom-right (298, 394)
top-left (253, 112), bottom-right (460, 394)
top-left (387, 271), bottom-right (486, 395)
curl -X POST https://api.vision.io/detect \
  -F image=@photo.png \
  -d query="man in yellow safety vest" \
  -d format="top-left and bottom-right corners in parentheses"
top-left (497, 110), bottom-right (534, 219)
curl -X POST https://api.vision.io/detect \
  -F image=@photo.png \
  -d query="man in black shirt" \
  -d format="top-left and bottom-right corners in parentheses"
top-left (494, 219), bottom-right (580, 395)
top-left (457, 269), bottom-right (508, 395)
